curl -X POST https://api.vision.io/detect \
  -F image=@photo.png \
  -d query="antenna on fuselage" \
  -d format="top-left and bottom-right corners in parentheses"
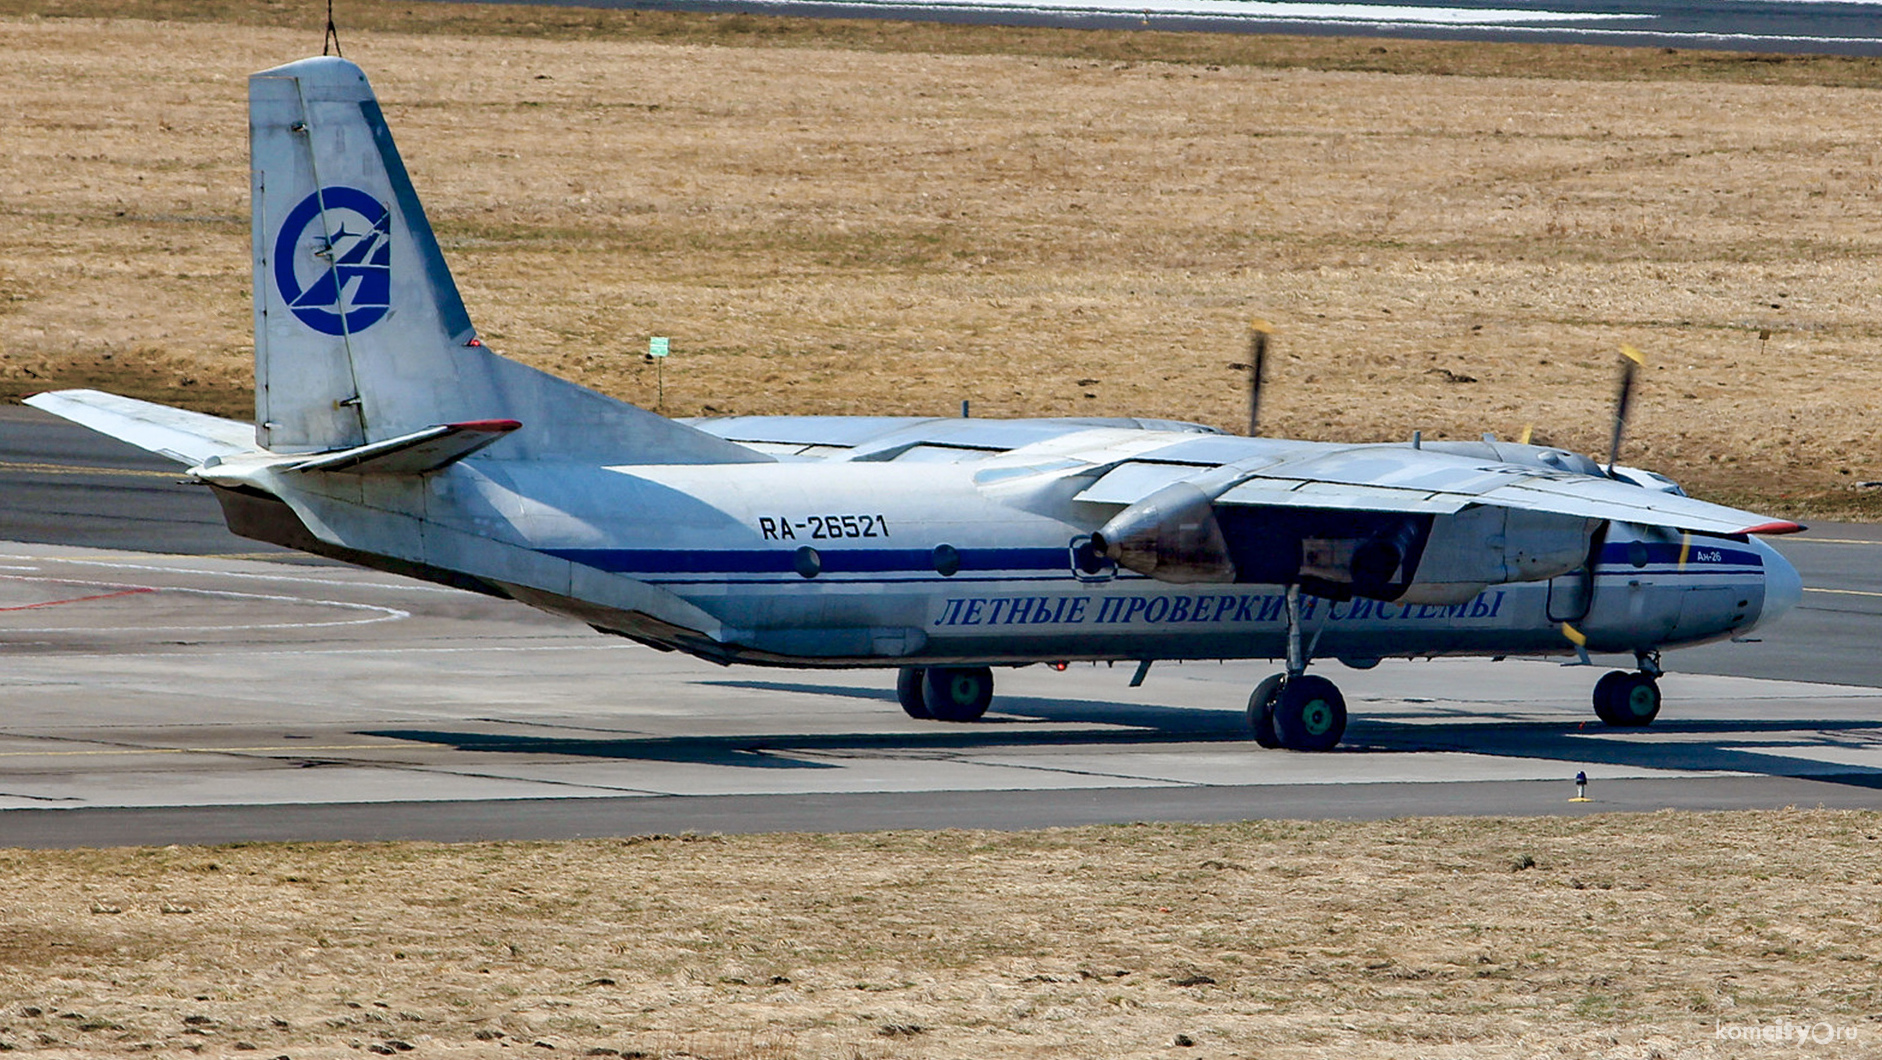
top-left (1606, 344), bottom-right (1646, 477)
top-left (1247, 319), bottom-right (1271, 436)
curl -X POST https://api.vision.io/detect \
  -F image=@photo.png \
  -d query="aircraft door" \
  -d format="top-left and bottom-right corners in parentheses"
top-left (1547, 566), bottom-right (1594, 623)
top-left (1546, 522), bottom-right (1607, 623)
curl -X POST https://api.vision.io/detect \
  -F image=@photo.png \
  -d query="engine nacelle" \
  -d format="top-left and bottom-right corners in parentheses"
top-left (1402, 505), bottom-right (1601, 604)
top-left (1092, 481), bottom-right (1236, 584)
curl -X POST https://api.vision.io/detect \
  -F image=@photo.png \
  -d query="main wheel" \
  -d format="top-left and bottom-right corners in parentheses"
top-left (896, 666), bottom-right (931, 719)
top-left (1247, 674), bottom-right (1285, 749)
top-left (1597, 671), bottom-right (1661, 728)
top-left (1272, 674), bottom-right (1346, 752)
top-left (923, 666), bottom-right (994, 722)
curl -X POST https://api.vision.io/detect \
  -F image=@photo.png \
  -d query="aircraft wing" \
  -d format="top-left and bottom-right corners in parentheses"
top-left (687, 414), bottom-right (1222, 461)
top-left (696, 414), bottom-right (1794, 535)
top-left (24, 389), bottom-right (260, 466)
top-left (1077, 444), bottom-right (1796, 537)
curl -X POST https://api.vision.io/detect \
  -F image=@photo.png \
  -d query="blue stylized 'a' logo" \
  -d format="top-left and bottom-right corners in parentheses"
top-left (273, 186), bottom-right (392, 336)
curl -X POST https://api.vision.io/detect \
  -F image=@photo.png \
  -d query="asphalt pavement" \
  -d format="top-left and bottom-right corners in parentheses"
top-left (475, 0), bottom-right (1882, 56)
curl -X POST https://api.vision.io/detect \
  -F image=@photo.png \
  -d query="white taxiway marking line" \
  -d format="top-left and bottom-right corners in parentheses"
top-left (0, 573), bottom-right (409, 631)
top-left (0, 554), bottom-right (463, 594)
top-left (0, 745), bottom-right (388, 758)
top-left (0, 461), bottom-right (182, 480)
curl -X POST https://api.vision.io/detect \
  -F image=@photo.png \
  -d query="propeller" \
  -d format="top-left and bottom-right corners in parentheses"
top-left (1605, 344), bottom-right (1646, 477)
top-left (1247, 320), bottom-right (1271, 437)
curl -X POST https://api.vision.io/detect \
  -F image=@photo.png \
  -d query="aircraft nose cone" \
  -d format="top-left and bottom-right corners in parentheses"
top-left (1752, 537), bottom-right (1802, 629)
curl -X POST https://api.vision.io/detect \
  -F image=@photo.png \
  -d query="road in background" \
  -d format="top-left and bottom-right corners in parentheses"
top-left (475, 0), bottom-right (1882, 56)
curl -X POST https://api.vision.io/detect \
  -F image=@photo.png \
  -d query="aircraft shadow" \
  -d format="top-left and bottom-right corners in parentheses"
top-left (365, 678), bottom-right (1882, 790)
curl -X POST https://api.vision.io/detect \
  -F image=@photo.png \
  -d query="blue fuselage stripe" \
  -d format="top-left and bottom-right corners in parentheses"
top-left (541, 546), bottom-right (1070, 576)
top-left (1597, 541), bottom-right (1760, 568)
top-left (542, 545), bottom-right (1760, 583)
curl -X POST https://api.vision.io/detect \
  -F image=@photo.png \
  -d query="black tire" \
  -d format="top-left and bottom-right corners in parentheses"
top-left (1272, 674), bottom-right (1346, 752)
top-left (923, 666), bottom-right (993, 722)
top-left (1247, 674), bottom-right (1285, 749)
top-left (1592, 670), bottom-right (1629, 726)
top-left (896, 666), bottom-right (930, 719)
top-left (1610, 672), bottom-right (1662, 727)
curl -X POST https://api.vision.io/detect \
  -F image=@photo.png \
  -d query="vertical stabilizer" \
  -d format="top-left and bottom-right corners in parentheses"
top-left (249, 57), bottom-right (765, 464)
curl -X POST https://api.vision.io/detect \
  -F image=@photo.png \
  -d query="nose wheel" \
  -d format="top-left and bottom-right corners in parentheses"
top-left (1593, 669), bottom-right (1661, 727)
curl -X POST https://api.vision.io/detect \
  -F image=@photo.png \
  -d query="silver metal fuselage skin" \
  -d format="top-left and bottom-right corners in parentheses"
top-left (236, 431), bottom-right (1798, 670)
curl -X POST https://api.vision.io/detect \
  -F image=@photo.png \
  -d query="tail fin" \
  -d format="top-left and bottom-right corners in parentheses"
top-left (249, 57), bottom-right (764, 464)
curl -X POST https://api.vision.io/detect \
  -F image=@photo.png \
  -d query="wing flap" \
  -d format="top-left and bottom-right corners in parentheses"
top-left (1216, 477), bottom-right (1470, 515)
top-left (1073, 461), bottom-right (1201, 505)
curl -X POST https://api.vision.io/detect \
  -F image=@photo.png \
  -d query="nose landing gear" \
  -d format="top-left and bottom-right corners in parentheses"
top-left (1593, 651), bottom-right (1662, 727)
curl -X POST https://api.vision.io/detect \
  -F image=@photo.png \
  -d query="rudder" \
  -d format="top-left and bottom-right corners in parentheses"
top-left (249, 56), bottom-right (763, 465)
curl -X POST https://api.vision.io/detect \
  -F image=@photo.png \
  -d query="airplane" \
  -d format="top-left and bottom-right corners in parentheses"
top-left (25, 55), bottom-right (1805, 752)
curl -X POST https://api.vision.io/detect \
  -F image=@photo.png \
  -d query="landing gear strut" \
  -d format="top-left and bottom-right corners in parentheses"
top-left (1248, 585), bottom-right (1348, 752)
top-left (896, 666), bottom-right (993, 723)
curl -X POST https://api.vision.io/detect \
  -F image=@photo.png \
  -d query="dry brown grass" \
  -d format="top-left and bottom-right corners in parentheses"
top-left (3, 3), bottom-right (1882, 517)
top-left (3, 810), bottom-right (1879, 1057)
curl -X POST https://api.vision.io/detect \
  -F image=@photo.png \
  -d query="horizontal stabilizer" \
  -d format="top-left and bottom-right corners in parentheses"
top-left (24, 389), bottom-right (259, 467)
top-left (289, 419), bottom-right (521, 474)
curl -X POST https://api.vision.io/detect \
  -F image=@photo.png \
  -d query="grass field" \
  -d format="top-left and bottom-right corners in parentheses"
top-left (2, 2), bottom-right (1881, 516)
top-left (3, 810), bottom-right (1879, 1058)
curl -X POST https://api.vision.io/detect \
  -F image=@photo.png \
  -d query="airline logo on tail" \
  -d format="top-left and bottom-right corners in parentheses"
top-left (273, 186), bottom-right (392, 336)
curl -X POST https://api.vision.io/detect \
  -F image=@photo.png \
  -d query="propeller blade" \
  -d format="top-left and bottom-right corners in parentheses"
top-left (1606, 344), bottom-right (1646, 477)
top-left (1517, 423), bottom-right (1533, 445)
top-left (1248, 320), bottom-right (1271, 437)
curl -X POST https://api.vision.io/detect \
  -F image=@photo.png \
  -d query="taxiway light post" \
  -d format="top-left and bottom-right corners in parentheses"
top-left (649, 336), bottom-right (669, 412)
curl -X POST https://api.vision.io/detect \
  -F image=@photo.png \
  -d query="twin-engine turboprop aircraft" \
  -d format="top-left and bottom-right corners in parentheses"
top-left (28, 56), bottom-right (1804, 751)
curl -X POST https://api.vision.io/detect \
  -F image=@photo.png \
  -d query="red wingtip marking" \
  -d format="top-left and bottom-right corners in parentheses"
top-left (1740, 521), bottom-right (1806, 536)
top-left (448, 419), bottom-right (522, 433)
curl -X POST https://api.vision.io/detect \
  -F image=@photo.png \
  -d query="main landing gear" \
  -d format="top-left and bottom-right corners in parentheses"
top-left (1592, 651), bottom-right (1662, 727)
top-left (1247, 585), bottom-right (1349, 752)
top-left (896, 665), bottom-right (994, 722)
